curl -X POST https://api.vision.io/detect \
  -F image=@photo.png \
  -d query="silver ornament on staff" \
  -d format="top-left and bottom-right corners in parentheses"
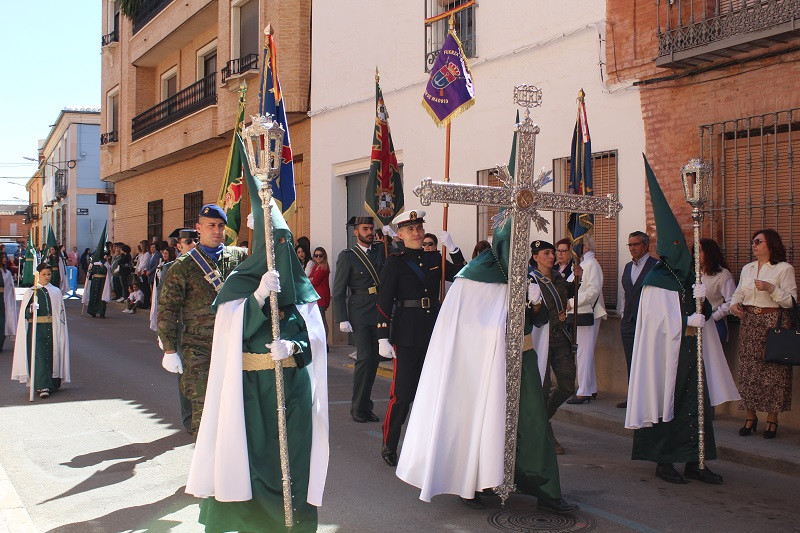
top-left (414, 84), bottom-right (622, 503)
top-left (240, 113), bottom-right (294, 528)
top-left (680, 157), bottom-right (712, 471)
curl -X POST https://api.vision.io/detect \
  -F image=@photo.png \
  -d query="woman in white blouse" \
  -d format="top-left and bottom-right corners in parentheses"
top-left (699, 238), bottom-right (736, 343)
top-left (730, 229), bottom-right (797, 440)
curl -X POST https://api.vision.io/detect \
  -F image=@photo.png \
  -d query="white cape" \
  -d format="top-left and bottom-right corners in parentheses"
top-left (396, 278), bottom-right (508, 501)
top-left (625, 286), bottom-right (740, 429)
top-left (81, 262), bottom-right (111, 305)
top-left (56, 256), bottom-right (69, 294)
top-left (3, 269), bottom-right (17, 335)
top-left (11, 284), bottom-right (70, 384)
top-left (186, 299), bottom-right (329, 506)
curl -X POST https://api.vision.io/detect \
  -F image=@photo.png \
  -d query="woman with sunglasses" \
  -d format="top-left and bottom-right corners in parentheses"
top-left (730, 229), bottom-right (797, 439)
top-left (308, 247), bottom-right (331, 343)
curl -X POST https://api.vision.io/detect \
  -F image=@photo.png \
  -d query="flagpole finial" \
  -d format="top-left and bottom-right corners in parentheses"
top-left (448, 14), bottom-right (455, 31)
top-left (375, 66), bottom-right (379, 83)
top-left (265, 23), bottom-right (274, 36)
top-left (578, 88), bottom-right (585, 102)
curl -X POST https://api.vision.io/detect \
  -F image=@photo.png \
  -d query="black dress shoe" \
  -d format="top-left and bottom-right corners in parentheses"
top-left (655, 463), bottom-right (687, 484)
top-left (616, 400), bottom-right (627, 409)
top-left (538, 497), bottom-right (579, 514)
top-left (684, 463), bottom-right (723, 484)
top-left (459, 493), bottom-right (484, 509)
top-left (566, 395), bottom-right (591, 404)
top-left (89, 313), bottom-right (96, 318)
top-left (381, 445), bottom-right (398, 466)
top-left (363, 411), bottom-right (380, 422)
top-left (350, 411), bottom-right (368, 423)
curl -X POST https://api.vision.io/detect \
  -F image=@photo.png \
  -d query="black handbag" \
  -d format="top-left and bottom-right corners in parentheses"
top-left (764, 297), bottom-right (800, 366)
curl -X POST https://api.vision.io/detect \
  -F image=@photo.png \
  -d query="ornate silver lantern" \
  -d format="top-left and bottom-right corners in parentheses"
top-left (241, 113), bottom-right (285, 181)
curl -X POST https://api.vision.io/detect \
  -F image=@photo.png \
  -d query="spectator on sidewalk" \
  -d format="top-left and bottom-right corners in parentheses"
top-left (123, 284), bottom-right (145, 314)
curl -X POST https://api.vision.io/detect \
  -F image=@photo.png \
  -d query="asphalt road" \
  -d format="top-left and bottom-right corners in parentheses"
top-left (1, 295), bottom-right (799, 532)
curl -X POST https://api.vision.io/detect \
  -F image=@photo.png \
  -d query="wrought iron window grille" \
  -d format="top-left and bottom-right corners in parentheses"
top-left (132, 72), bottom-right (217, 140)
top-left (424, 0), bottom-right (476, 72)
top-left (221, 53), bottom-right (259, 83)
top-left (100, 131), bottom-right (119, 145)
top-left (699, 107), bottom-right (798, 281)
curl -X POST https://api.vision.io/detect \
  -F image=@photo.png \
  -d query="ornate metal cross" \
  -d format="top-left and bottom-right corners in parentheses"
top-left (413, 85), bottom-right (622, 503)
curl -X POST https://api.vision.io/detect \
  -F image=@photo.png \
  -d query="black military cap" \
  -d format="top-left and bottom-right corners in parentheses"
top-left (168, 228), bottom-right (185, 239)
top-left (530, 240), bottom-right (555, 254)
top-left (347, 216), bottom-right (374, 227)
top-left (180, 229), bottom-right (199, 241)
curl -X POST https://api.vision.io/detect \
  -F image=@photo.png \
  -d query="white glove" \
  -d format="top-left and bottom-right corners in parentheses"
top-left (382, 225), bottom-right (397, 238)
top-left (268, 340), bottom-right (295, 362)
top-left (379, 338), bottom-right (396, 359)
top-left (719, 301), bottom-right (731, 314)
top-left (162, 352), bottom-right (183, 374)
top-left (339, 321), bottom-right (353, 333)
top-left (711, 309), bottom-right (725, 322)
top-left (30, 302), bottom-right (40, 311)
top-left (687, 313), bottom-right (705, 328)
top-left (438, 231), bottom-right (458, 252)
top-left (247, 212), bottom-right (255, 230)
top-left (692, 283), bottom-right (707, 300)
top-left (254, 270), bottom-right (281, 306)
top-left (527, 282), bottom-right (542, 305)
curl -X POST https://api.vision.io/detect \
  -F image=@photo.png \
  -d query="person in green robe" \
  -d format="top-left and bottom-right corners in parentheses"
top-left (185, 164), bottom-right (329, 532)
top-left (22, 240), bottom-right (37, 287)
top-left (83, 226), bottom-right (111, 319)
top-left (11, 263), bottom-right (70, 398)
top-left (395, 215), bottom-right (578, 515)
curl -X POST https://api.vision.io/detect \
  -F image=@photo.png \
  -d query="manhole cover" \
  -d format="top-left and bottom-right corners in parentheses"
top-left (487, 507), bottom-right (596, 532)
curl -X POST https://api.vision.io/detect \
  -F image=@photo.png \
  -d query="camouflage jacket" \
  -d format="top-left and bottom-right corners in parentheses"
top-left (156, 246), bottom-right (247, 353)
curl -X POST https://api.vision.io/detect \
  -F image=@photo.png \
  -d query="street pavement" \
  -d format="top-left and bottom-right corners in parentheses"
top-left (1, 293), bottom-right (799, 532)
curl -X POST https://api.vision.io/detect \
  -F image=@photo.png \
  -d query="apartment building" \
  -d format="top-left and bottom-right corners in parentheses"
top-left (100, 0), bottom-right (311, 245)
top-left (27, 109), bottom-right (109, 253)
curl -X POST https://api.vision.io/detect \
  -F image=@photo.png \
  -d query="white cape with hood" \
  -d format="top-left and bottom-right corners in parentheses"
top-left (81, 261), bottom-right (111, 304)
top-left (2, 269), bottom-right (17, 335)
top-left (186, 298), bottom-right (329, 506)
top-left (11, 283), bottom-right (70, 384)
top-left (396, 278), bottom-right (509, 501)
top-left (55, 255), bottom-right (69, 294)
top-left (625, 286), bottom-right (740, 429)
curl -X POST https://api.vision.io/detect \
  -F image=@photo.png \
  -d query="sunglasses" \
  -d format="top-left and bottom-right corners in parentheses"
top-left (752, 239), bottom-right (764, 245)
top-left (422, 241), bottom-right (436, 246)
top-left (313, 253), bottom-right (324, 258)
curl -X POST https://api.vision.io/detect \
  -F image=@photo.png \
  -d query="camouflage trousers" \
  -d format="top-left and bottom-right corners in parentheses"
top-left (179, 345), bottom-right (211, 436)
top-left (542, 334), bottom-right (576, 419)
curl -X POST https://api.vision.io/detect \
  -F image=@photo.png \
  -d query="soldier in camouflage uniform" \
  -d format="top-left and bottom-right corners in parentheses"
top-left (157, 205), bottom-right (247, 435)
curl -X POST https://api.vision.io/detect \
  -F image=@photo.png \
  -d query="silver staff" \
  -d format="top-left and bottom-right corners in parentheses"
top-left (241, 113), bottom-right (293, 527)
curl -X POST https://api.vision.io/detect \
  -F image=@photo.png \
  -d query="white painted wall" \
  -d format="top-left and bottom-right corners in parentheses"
top-left (310, 1), bottom-right (648, 302)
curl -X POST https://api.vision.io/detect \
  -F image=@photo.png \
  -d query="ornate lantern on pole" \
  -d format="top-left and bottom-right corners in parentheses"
top-left (240, 113), bottom-right (294, 527)
top-left (680, 157), bottom-right (712, 470)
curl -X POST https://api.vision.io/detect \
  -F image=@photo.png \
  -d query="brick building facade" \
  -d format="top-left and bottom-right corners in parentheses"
top-left (606, 0), bottom-right (800, 426)
top-left (100, 0), bottom-right (311, 245)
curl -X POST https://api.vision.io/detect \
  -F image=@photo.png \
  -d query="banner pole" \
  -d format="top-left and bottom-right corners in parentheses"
top-left (440, 121), bottom-right (451, 299)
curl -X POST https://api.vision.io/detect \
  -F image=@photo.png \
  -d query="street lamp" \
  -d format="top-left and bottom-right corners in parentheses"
top-left (680, 157), bottom-right (712, 472)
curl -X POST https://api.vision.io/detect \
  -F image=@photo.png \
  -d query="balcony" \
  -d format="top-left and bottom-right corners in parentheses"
top-left (23, 203), bottom-right (39, 224)
top-left (101, 130), bottom-right (119, 145)
top-left (656, 0), bottom-right (800, 68)
top-left (132, 0), bottom-right (174, 34)
top-left (221, 53), bottom-right (259, 84)
top-left (132, 73), bottom-right (217, 140)
top-left (102, 29), bottom-right (119, 47)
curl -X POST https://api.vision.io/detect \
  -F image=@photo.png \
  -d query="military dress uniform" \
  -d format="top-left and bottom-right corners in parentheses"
top-left (377, 211), bottom-right (465, 461)
top-left (530, 243), bottom-right (576, 420)
top-left (331, 218), bottom-right (385, 422)
top-left (157, 217), bottom-right (247, 435)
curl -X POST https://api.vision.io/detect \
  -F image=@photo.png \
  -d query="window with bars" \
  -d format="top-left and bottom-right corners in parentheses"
top-left (700, 108), bottom-right (798, 284)
top-left (424, 0), bottom-right (476, 72)
top-left (147, 199), bottom-right (163, 243)
top-left (554, 150), bottom-right (619, 309)
top-left (184, 191), bottom-right (204, 228)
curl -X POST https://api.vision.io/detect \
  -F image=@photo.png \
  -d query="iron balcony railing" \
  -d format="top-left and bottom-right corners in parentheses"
top-left (102, 29), bottom-right (119, 46)
top-left (54, 171), bottom-right (67, 199)
top-left (657, 0), bottom-right (800, 67)
top-left (132, 73), bottom-right (217, 140)
top-left (424, 0), bottom-right (476, 72)
top-left (132, 0), bottom-right (174, 34)
top-left (221, 53), bottom-right (259, 83)
top-left (100, 131), bottom-right (118, 145)
top-left (23, 203), bottom-right (39, 224)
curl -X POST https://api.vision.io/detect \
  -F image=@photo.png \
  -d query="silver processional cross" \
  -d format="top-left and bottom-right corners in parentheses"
top-left (413, 85), bottom-right (622, 503)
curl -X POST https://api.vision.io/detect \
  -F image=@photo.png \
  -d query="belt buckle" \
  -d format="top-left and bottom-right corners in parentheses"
top-left (368, 286), bottom-right (378, 295)
top-left (421, 297), bottom-right (431, 309)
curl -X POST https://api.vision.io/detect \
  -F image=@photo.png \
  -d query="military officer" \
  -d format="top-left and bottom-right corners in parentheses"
top-left (332, 216), bottom-right (386, 423)
top-left (157, 204), bottom-right (247, 435)
top-left (377, 209), bottom-right (465, 466)
top-left (529, 240), bottom-right (576, 455)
